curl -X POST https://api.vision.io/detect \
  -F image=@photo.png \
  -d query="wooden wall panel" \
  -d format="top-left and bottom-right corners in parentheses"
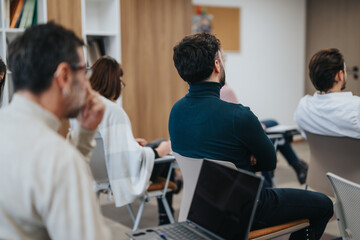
top-left (47, 0), bottom-right (82, 38)
top-left (193, 6), bottom-right (240, 52)
top-left (121, 0), bottom-right (191, 140)
top-left (306, 0), bottom-right (360, 95)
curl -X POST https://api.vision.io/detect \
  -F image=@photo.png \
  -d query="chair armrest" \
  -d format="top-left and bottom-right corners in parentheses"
top-left (249, 219), bottom-right (309, 240)
top-left (154, 155), bottom-right (176, 164)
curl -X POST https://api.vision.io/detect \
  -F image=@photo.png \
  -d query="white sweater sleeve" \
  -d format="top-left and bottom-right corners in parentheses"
top-left (98, 100), bottom-right (155, 207)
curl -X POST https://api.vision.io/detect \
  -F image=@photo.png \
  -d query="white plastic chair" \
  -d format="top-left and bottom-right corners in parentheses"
top-left (90, 134), bottom-right (176, 231)
top-left (327, 172), bottom-right (360, 240)
top-left (305, 131), bottom-right (360, 196)
top-left (89, 135), bottom-right (112, 197)
top-left (173, 152), bottom-right (309, 240)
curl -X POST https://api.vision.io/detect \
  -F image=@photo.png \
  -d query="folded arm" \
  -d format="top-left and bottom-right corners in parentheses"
top-left (236, 110), bottom-right (277, 171)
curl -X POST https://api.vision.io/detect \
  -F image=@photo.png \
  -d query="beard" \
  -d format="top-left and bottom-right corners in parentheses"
top-left (219, 63), bottom-right (226, 87)
top-left (65, 76), bottom-right (86, 118)
top-left (341, 79), bottom-right (346, 91)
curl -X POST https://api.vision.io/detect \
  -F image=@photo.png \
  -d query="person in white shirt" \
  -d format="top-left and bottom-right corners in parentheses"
top-left (86, 56), bottom-right (178, 225)
top-left (0, 22), bottom-right (111, 240)
top-left (295, 48), bottom-right (360, 138)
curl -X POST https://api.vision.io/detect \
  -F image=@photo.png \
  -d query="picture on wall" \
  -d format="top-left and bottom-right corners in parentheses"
top-left (192, 5), bottom-right (213, 33)
top-left (192, 5), bottom-right (240, 52)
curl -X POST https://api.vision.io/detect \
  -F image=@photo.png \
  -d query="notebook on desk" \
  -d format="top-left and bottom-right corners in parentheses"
top-left (127, 159), bottom-right (264, 240)
top-left (266, 125), bottom-right (300, 136)
top-left (266, 125), bottom-right (301, 144)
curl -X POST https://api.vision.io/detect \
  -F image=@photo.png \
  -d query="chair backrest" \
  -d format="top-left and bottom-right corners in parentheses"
top-left (305, 131), bottom-right (360, 196)
top-left (172, 152), bottom-right (237, 222)
top-left (327, 173), bottom-right (360, 240)
top-left (89, 135), bottom-right (109, 183)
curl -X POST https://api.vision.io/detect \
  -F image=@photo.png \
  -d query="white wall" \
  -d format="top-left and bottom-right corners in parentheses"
top-left (193, 0), bottom-right (306, 124)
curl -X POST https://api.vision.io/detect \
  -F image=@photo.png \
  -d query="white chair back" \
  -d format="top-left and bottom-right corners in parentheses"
top-left (89, 135), bottom-right (109, 183)
top-left (327, 173), bottom-right (360, 240)
top-left (172, 152), bottom-right (236, 222)
top-left (90, 134), bottom-right (176, 230)
top-left (305, 131), bottom-right (360, 196)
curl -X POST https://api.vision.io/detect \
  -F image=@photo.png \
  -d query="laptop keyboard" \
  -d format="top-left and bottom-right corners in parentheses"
top-left (154, 222), bottom-right (209, 240)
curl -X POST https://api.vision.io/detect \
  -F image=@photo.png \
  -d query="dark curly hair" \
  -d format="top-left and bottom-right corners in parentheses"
top-left (173, 32), bottom-right (221, 83)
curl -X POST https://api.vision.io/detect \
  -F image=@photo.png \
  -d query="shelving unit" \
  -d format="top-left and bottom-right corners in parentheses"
top-left (81, 0), bottom-right (121, 66)
top-left (0, 0), bottom-right (121, 107)
top-left (0, 0), bottom-right (47, 108)
top-left (0, 0), bottom-right (47, 62)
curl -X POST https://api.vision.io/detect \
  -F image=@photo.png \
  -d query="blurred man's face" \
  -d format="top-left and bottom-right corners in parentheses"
top-left (65, 48), bottom-right (88, 118)
top-left (218, 50), bottom-right (226, 86)
top-left (341, 63), bottom-right (347, 91)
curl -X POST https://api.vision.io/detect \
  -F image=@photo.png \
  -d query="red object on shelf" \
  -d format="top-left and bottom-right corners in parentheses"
top-left (196, 5), bottom-right (202, 15)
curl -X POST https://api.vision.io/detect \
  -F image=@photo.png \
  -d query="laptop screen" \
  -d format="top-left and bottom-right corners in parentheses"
top-left (187, 160), bottom-right (263, 240)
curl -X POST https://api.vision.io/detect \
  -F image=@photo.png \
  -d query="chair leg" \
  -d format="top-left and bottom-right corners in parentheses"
top-left (127, 204), bottom-right (136, 224)
top-left (132, 198), bottom-right (146, 231)
top-left (161, 196), bottom-right (175, 224)
top-left (162, 163), bottom-right (174, 196)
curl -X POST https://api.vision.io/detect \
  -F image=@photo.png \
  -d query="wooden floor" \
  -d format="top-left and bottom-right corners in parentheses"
top-left (100, 140), bottom-right (341, 239)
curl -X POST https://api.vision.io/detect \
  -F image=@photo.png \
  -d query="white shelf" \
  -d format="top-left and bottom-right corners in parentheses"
top-left (81, 0), bottom-right (120, 64)
top-left (85, 31), bottom-right (118, 37)
top-left (87, 0), bottom-right (113, 2)
top-left (0, 0), bottom-right (47, 62)
top-left (4, 28), bottom-right (24, 33)
top-left (85, 0), bottom-right (117, 35)
top-left (0, 0), bottom-right (47, 108)
top-left (0, 32), bottom-right (4, 60)
top-left (0, 0), bottom-right (4, 29)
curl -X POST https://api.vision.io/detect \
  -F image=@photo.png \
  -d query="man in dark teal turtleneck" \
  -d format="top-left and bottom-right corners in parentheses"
top-left (169, 81), bottom-right (277, 172)
top-left (169, 33), bottom-right (333, 240)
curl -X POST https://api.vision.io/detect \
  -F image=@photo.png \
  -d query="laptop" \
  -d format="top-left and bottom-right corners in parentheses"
top-left (127, 159), bottom-right (264, 240)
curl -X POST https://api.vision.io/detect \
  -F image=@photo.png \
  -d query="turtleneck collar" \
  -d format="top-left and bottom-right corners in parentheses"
top-left (187, 81), bottom-right (221, 98)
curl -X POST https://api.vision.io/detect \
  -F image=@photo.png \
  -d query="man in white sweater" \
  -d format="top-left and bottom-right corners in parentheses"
top-left (295, 48), bottom-right (360, 138)
top-left (0, 22), bottom-right (111, 239)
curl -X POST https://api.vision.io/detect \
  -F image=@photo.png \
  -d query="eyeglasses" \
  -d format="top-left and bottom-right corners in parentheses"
top-left (120, 78), bottom-right (126, 89)
top-left (70, 63), bottom-right (93, 78)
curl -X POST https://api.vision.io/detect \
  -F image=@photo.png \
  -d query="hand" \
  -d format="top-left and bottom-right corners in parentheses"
top-left (155, 140), bottom-right (172, 157)
top-left (136, 138), bottom-right (148, 146)
top-left (250, 154), bottom-right (257, 166)
top-left (261, 123), bottom-right (267, 130)
top-left (77, 88), bottom-right (105, 131)
top-left (174, 169), bottom-right (183, 182)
